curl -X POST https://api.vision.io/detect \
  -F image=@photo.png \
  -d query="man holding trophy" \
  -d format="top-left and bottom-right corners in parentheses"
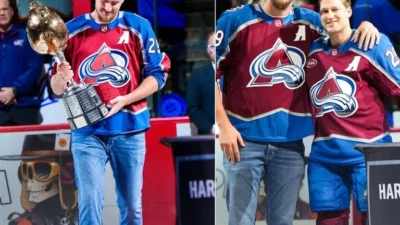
top-left (27, 0), bottom-right (170, 224)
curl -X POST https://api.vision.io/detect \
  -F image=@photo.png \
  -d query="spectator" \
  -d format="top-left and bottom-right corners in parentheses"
top-left (0, 0), bottom-right (44, 126)
top-left (186, 31), bottom-right (215, 134)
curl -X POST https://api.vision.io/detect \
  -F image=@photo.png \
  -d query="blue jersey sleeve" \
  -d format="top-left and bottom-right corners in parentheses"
top-left (136, 17), bottom-right (170, 90)
top-left (368, 34), bottom-right (400, 97)
top-left (216, 7), bottom-right (242, 79)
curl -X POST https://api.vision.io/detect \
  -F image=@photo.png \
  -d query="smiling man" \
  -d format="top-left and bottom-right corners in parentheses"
top-left (49, 0), bottom-right (170, 224)
top-left (305, 0), bottom-right (400, 224)
top-left (215, 0), bottom-right (380, 224)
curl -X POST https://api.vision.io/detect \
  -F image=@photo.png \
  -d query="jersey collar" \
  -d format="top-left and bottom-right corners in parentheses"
top-left (86, 11), bottom-right (123, 32)
top-left (255, 4), bottom-right (294, 26)
top-left (323, 29), bottom-right (356, 54)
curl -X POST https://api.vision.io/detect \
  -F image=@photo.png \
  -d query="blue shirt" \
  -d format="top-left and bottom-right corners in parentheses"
top-left (0, 25), bottom-right (44, 107)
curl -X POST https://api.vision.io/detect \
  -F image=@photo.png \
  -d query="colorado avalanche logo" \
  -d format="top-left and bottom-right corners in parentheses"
top-left (310, 67), bottom-right (358, 118)
top-left (247, 38), bottom-right (306, 89)
top-left (78, 43), bottom-right (130, 87)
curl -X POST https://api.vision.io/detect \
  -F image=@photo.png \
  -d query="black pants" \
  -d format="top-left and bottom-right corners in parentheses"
top-left (0, 106), bottom-right (43, 126)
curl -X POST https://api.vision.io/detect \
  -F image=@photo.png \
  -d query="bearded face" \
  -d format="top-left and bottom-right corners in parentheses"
top-left (270, 0), bottom-right (293, 10)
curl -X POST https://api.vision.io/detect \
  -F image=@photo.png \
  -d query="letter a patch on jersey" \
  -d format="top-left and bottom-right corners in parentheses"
top-left (118, 31), bottom-right (130, 44)
top-left (345, 56), bottom-right (361, 71)
top-left (294, 25), bottom-right (306, 41)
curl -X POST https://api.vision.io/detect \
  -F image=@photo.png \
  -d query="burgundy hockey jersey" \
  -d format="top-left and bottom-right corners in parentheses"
top-left (306, 32), bottom-right (399, 165)
top-left (49, 12), bottom-right (170, 135)
top-left (216, 4), bottom-right (325, 142)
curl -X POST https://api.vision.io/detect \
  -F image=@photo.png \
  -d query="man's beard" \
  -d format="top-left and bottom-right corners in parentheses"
top-left (271, 0), bottom-right (292, 10)
top-left (99, 15), bottom-right (114, 23)
top-left (101, 18), bottom-right (111, 22)
top-left (97, 9), bottom-right (116, 23)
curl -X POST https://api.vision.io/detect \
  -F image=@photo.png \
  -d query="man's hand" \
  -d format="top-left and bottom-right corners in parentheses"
top-left (0, 87), bottom-right (16, 105)
top-left (51, 62), bottom-right (74, 95)
top-left (105, 95), bottom-right (130, 118)
top-left (219, 123), bottom-right (245, 164)
top-left (353, 21), bottom-right (381, 51)
top-left (57, 62), bottom-right (74, 83)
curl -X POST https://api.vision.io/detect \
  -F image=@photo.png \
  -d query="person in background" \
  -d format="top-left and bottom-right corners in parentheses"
top-left (16, 0), bottom-right (73, 69)
top-left (186, 31), bottom-right (216, 134)
top-left (0, 0), bottom-right (44, 126)
top-left (306, 0), bottom-right (400, 224)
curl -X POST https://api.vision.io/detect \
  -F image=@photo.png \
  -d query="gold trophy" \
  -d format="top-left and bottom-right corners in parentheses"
top-left (26, 2), bottom-right (108, 129)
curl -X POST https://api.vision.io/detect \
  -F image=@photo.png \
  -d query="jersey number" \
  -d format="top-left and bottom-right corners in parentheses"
top-left (386, 47), bottom-right (400, 67)
top-left (149, 38), bottom-right (160, 54)
top-left (215, 30), bottom-right (224, 47)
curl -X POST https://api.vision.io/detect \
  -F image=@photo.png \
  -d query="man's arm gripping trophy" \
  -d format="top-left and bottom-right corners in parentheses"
top-left (26, 2), bottom-right (109, 129)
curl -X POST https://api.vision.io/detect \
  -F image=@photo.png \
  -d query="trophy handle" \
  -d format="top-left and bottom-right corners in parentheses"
top-left (56, 50), bottom-right (75, 87)
top-left (56, 50), bottom-right (67, 63)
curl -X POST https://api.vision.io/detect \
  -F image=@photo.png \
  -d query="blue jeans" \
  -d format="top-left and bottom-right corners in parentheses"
top-left (71, 132), bottom-right (146, 225)
top-left (223, 140), bottom-right (305, 225)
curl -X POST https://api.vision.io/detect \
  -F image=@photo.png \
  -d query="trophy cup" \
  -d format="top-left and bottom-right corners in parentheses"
top-left (26, 2), bottom-right (108, 129)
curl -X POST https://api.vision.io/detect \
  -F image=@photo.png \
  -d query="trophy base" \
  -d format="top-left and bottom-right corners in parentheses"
top-left (62, 83), bottom-right (109, 129)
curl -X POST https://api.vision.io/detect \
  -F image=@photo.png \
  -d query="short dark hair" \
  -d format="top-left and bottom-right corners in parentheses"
top-left (8, 0), bottom-right (20, 25)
